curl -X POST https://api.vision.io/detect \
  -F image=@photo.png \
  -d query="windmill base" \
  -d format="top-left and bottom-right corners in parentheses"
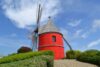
top-left (38, 46), bottom-right (64, 60)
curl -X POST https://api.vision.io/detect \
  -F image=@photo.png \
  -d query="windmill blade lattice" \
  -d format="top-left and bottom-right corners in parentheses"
top-left (29, 2), bottom-right (43, 51)
top-left (28, 31), bottom-right (37, 51)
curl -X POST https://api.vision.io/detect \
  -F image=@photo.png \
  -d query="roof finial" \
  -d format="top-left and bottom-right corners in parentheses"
top-left (48, 16), bottom-right (51, 19)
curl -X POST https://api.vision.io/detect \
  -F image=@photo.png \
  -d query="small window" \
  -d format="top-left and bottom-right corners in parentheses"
top-left (52, 36), bottom-right (56, 42)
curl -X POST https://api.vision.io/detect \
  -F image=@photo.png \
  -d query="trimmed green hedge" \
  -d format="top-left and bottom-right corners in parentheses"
top-left (0, 55), bottom-right (54, 67)
top-left (0, 56), bottom-right (48, 67)
top-left (66, 50), bottom-right (100, 66)
top-left (66, 50), bottom-right (81, 59)
top-left (40, 55), bottom-right (54, 67)
top-left (76, 49), bottom-right (100, 66)
top-left (0, 50), bottom-right (54, 64)
top-left (81, 50), bottom-right (100, 57)
top-left (77, 56), bottom-right (100, 65)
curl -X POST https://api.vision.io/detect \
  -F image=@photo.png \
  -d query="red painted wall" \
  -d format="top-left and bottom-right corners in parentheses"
top-left (38, 32), bottom-right (64, 60)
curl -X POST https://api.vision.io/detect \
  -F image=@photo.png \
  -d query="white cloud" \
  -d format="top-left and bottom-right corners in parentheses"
top-left (68, 19), bottom-right (81, 27)
top-left (81, 31), bottom-right (91, 39)
top-left (71, 29), bottom-right (90, 40)
top-left (1, 0), bottom-right (60, 29)
top-left (92, 19), bottom-right (100, 30)
top-left (74, 29), bottom-right (83, 38)
top-left (81, 19), bottom-right (100, 39)
top-left (60, 28), bottom-right (84, 40)
top-left (60, 28), bottom-right (68, 38)
top-left (87, 39), bottom-right (100, 48)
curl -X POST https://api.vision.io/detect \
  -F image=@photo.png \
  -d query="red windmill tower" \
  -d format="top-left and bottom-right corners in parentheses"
top-left (29, 2), bottom-right (73, 60)
top-left (38, 17), bottom-right (64, 59)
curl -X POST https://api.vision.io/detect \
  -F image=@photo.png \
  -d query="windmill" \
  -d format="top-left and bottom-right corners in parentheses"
top-left (28, 2), bottom-right (43, 51)
top-left (28, 0), bottom-right (73, 56)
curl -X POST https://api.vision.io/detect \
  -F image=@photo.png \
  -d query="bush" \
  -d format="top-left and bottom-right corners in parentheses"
top-left (0, 50), bottom-right (54, 64)
top-left (77, 49), bottom-right (100, 66)
top-left (66, 50), bottom-right (81, 59)
top-left (8, 53), bottom-right (17, 56)
top-left (77, 54), bottom-right (100, 66)
top-left (0, 56), bottom-right (47, 67)
top-left (82, 49), bottom-right (99, 57)
top-left (17, 46), bottom-right (32, 53)
top-left (40, 55), bottom-right (54, 67)
top-left (97, 51), bottom-right (100, 56)
top-left (0, 55), bottom-right (54, 67)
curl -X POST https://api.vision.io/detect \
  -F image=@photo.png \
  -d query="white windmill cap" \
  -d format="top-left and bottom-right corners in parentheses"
top-left (38, 17), bottom-right (60, 34)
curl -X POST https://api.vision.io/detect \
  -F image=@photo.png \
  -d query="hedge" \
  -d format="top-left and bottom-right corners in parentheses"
top-left (0, 56), bottom-right (47, 67)
top-left (0, 55), bottom-right (54, 67)
top-left (66, 50), bottom-right (81, 59)
top-left (77, 54), bottom-right (100, 66)
top-left (0, 50), bottom-right (54, 64)
top-left (76, 49), bottom-right (100, 66)
top-left (40, 55), bottom-right (54, 67)
top-left (82, 49), bottom-right (100, 57)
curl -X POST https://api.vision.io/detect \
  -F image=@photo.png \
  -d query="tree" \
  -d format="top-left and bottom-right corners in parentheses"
top-left (17, 46), bottom-right (32, 53)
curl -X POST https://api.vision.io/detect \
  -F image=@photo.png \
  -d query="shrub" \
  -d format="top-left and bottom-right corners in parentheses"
top-left (0, 56), bottom-right (47, 67)
top-left (40, 55), bottom-right (54, 67)
top-left (77, 49), bottom-right (100, 66)
top-left (17, 46), bottom-right (32, 53)
top-left (0, 55), bottom-right (54, 67)
top-left (97, 51), bottom-right (100, 56)
top-left (66, 50), bottom-right (81, 59)
top-left (0, 50), bottom-right (54, 64)
top-left (41, 50), bottom-right (54, 56)
top-left (77, 54), bottom-right (100, 66)
top-left (82, 49), bottom-right (99, 57)
top-left (8, 53), bottom-right (17, 56)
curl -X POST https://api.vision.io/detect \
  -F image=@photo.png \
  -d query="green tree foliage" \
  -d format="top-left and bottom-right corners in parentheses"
top-left (17, 46), bottom-right (32, 53)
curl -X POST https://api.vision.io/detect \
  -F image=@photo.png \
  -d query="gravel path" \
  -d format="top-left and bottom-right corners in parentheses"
top-left (54, 60), bottom-right (98, 67)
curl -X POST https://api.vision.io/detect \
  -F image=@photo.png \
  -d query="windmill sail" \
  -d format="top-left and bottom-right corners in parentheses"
top-left (31, 32), bottom-right (37, 50)
top-left (30, 3), bottom-right (43, 51)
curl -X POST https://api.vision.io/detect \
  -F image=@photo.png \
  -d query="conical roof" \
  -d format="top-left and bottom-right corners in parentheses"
top-left (39, 18), bottom-right (60, 34)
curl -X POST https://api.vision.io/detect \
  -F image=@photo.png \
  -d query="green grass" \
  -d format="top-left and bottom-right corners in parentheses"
top-left (0, 50), bottom-right (54, 64)
top-left (0, 56), bottom-right (47, 67)
top-left (0, 51), bottom-right (54, 67)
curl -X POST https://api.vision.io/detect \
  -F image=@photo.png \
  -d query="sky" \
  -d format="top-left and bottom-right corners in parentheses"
top-left (0, 0), bottom-right (100, 56)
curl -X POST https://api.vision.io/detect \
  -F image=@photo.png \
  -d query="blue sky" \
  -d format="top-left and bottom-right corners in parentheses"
top-left (0, 0), bottom-right (100, 56)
